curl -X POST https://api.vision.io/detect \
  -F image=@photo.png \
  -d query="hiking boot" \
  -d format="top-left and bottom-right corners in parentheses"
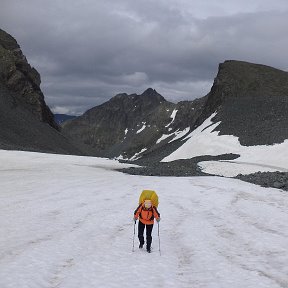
top-left (147, 247), bottom-right (151, 253)
top-left (139, 243), bottom-right (144, 249)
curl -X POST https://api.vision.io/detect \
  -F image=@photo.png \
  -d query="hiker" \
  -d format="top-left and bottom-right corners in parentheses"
top-left (133, 199), bottom-right (160, 253)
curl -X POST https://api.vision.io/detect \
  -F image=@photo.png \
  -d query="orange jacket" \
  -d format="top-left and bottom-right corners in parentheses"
top-left (134, 203), bottom-right (160, 225)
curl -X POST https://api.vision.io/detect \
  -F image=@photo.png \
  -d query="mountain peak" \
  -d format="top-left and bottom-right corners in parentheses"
top-left (105, 88), bottom-right (166, 107)
top-left (142, 87), bottom-right (161, 96)
top-left (217, 60), bottom-right (287, 87)
top-left (142, 87), bottom-right (156, 94)
top-left (203, 59), bottom-right (288, 113)
top-left (0, 29), bottom-right (20, 50)
top-left (197, 59), bottom-right (288, 146)
top-left (140, 88), bottom-right (166, 103)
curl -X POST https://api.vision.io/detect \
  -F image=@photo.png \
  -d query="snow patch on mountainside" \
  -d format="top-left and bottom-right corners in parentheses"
top-left (116, 148), bottom-right (148, 161)
top-left (156, 128), bottom-right (190, 145)
top-left (165, 109), bottom-right (178, 127)
top-left (156, 133), bottom-right (173, 144)
top-left (130, 148), bottom-right (147, 160)
top-left (162, 113), bottom-right (288, 176)
top-left (136, 122), bottom-right (146, 134)
top-left (168, 127), bottom-right (190, 143)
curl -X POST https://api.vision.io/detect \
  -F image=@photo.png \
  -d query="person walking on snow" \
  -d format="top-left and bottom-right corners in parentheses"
top-left (133, 199), bottom-right (160, 253)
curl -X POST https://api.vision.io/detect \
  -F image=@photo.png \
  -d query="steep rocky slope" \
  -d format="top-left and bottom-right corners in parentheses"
top-left (199, 60), bottom-right (288, 145)
top-left (0, 29), bottom-right (57, 129)
top-left (0, 29), bottom-right (91, 155)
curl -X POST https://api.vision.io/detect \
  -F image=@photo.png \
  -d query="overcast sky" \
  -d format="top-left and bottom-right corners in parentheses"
top-left (1, 0), bottom-right (288, 115)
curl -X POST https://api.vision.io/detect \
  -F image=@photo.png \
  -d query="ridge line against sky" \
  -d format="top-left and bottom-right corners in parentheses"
top-left (1, 0), bottom-right (288, 115)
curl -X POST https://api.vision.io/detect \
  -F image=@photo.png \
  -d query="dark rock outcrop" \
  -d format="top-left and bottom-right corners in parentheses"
top-left (236, 172), bottom-right (288, 191)
top-left (199, 60), bottom-right (288, 145)
top-left (0, 29), bottom-right (93, 155)
top-left (0, 29), bottom-right (58, 129)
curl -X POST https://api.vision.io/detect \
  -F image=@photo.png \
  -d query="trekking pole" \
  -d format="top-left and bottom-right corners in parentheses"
top-left (157, 222), bottom-right (161, 256)
top-left (132, 220), bottom-right (136, 252)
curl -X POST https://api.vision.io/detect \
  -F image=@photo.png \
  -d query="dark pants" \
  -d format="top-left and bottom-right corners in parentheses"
top-left (138, 221), bottom-right (153, 249)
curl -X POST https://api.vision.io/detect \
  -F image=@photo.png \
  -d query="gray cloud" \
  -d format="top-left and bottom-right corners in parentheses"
top-left (1, 0), bottom-right (288, 115)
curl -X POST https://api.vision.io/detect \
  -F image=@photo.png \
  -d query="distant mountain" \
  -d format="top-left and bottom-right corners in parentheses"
top-left (62, 60), bottom-right (288, 163)
top-left (0, 28), bottom-right (92, 155)
top-left (61, 88), bottom-right (206, 158)
top-left (54, 114), bottom-right (77, 124)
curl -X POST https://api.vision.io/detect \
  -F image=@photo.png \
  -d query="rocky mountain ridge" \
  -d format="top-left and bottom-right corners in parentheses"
top-left (62, 60), bottom-right (288, 162)
top-left (205, 60), bottom-right (288, 145)
top-left (62, 88), bottom-right (207, 159)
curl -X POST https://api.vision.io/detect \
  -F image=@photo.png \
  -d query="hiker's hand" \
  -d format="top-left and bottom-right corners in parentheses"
top-left (133, 217), bottom-right (137, 222)
top-left (156, 218), bottom-right (161, 222)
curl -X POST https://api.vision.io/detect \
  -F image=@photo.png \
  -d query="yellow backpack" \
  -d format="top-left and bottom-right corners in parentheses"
top-left (139, 190), bottom-right (159, 207)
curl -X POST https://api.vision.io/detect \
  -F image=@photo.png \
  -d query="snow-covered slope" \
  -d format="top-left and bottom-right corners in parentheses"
top-left (0, 150), bottom-right (287, 288)
top-left (162, 113), bottom-right (288, 177)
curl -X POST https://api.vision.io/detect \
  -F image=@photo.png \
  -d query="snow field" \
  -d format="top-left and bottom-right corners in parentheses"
top-left (0, 150), bottom-right (288, 288)
top-left (162, 113), bottom-right (288, 177)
